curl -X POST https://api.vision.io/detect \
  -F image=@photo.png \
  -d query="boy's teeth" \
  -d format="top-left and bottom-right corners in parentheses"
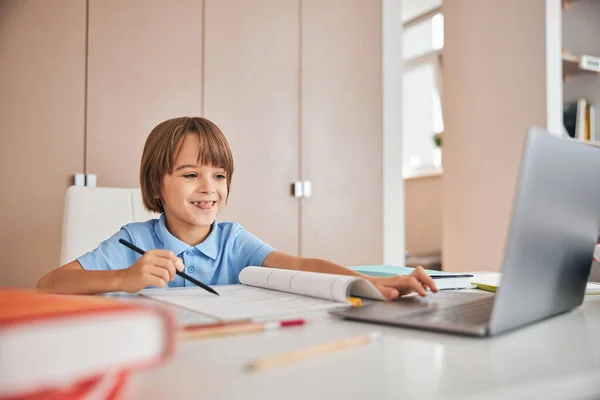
top-left (193, 201), bottom-right (213, 210)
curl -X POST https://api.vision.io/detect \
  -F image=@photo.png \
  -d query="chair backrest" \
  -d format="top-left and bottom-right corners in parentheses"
top-left (60, 186), bottom-right (158, 265)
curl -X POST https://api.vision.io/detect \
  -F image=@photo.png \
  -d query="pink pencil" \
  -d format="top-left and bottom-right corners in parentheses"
top-left (181, 319), bottom-right (308, 340)
top-left (183, 318), bottom-right (252, 332)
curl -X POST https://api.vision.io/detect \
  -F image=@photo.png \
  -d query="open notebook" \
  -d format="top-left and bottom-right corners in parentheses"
top-left (142, 267), bottom-right (386, 320)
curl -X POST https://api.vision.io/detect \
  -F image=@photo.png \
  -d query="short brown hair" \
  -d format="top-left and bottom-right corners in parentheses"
top-left (140, 117), bottom-right (234, 213)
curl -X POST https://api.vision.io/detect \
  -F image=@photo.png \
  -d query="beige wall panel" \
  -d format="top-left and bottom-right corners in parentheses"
top-left (0, 0), bottom-right (86, 287)
top-left (204, 0), bottom-right (300, 255)
top-left (442, 0), bottom-right (548, 272)
top-left (405, 176), bottom-right (442, 256)
top-left (87, 0), bottom-right (203, 188)
top-left (301, 0), bottom-right (383, 265)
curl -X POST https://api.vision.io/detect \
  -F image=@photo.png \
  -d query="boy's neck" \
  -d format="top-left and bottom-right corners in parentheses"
top-left (164, 216), bottom-right (212, 247)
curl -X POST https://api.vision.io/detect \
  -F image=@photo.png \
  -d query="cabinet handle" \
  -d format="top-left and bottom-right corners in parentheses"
top-left (74, 173), bottom-right (85, 186)
top-left (292, 181), bottom-right (303, 197)
top-left (302, 180), bottom-right (312, 198)
top-left (86, 173), bottom-right (97, 187)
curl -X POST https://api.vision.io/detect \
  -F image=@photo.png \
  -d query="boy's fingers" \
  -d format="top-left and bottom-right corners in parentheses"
top-left (148, 249), bottom-right (178, 262)
top-left (149, 275), bottom-right (167, 288)
top-left (150, 265), bottom-right (171, 285)
top-left (412, 266), bottom-right (438, 292)
top-left (379, 285), bottom-right (399, 300)
top-left (426, 280), bottom-right (438, 292)
top-left (150, 256), bottom-right (177, 280)
top-left (406, 276), bottom-right (427, 297)
top-left (156, 251), bottom-right (183, 277)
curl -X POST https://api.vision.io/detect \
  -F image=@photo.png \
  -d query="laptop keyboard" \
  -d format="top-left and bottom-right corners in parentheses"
top-left (403, 296), bottom-right (494, 325)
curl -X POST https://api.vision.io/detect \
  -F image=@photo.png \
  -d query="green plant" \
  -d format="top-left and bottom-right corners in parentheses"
top-left (433, 132), bottom-right (443, 148)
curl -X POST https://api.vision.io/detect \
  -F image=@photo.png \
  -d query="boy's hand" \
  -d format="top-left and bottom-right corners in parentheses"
top-left (369, 266), bottom-right (438, 300)
top-left (118, 250), bottom-right (185, 293)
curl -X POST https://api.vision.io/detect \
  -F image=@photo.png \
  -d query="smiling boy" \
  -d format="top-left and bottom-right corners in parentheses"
top-left (38, 117), bottom-right (437, 299)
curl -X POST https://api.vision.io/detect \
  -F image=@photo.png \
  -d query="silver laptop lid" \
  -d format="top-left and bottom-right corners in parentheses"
top-left (489, 127), bottom-right (600, 335)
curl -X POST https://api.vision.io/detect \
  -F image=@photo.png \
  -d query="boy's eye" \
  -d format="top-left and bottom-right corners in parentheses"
top-left (215, 174), bottom-right (226, 180)
top-left (183, 173), bottom-right (197, 179)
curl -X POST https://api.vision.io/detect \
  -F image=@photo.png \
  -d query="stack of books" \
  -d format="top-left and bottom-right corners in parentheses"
top-left (0, 289), bottom-right (176, 399)
top-left (564, 98), bottom-right (597, 144)
top-left (350, 265), bottom-right (474, 290)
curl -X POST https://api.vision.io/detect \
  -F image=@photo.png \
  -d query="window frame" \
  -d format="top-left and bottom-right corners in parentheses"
top-left (402, 9), bottom-right (444, 180)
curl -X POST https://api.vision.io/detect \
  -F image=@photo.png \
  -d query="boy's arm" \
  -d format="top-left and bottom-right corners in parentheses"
top-left (37, 250), bottom-right (184, 295)
top-left (263, 251), bottom-right (367, 278)
top-left (37, 261), bottom-right (126, 295)
top-left (262, 251), bottom-right (437, 299)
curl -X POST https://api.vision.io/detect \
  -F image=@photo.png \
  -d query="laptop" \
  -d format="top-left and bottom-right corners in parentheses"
top-left (331, 127), bottom-right (600, 337)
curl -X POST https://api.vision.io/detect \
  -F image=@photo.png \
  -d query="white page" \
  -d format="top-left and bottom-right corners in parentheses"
top-left (141, 285), bottom-right (347, 320)
top-left (239, 267), bottom-right (385, 302)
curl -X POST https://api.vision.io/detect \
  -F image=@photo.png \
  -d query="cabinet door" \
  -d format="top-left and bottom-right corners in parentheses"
top-left (301, 0), bottom-right (383, 265)
top-left (204, 0), bottom-right (300, 255)
top-left (86, 0), bottom-right (204, 188)
top-left (0, 0), bottom-right (86, 287)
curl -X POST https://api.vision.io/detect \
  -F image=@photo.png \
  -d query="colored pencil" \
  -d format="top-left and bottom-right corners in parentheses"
top-left (246, 331), bottom-right (381, 372)
top-left (181, 319), bottom-right (308, 340)
top-left (183, 318), bottom-right (252, 331)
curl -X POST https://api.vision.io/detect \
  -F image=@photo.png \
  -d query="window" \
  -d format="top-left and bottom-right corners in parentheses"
top-left (402, 0), bottom-right (444, 178)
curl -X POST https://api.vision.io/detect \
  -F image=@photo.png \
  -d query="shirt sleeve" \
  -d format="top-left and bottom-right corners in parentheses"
top-left (77, 229), bottom-right (138, 271)
top-left (231, 225), bottom-right (275, 274)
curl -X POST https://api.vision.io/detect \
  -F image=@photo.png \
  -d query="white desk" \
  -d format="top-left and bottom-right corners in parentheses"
top-left (128, 293), bottom-right (600, 400)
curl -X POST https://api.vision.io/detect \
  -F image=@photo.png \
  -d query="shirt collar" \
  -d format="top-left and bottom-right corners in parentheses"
top-left (155, 214), bottom-right (220, 260)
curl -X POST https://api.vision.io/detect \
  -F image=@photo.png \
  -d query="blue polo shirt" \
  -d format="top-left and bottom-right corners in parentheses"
top-left (77, 214), bottom-right (275, 287)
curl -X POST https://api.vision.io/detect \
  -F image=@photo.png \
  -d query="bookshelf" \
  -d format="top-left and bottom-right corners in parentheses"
top-left (562, 0), bottom-right (600, 144)
top-left (587, 141), bottom-right (600, 148)
top-left (562, 52), bottom-right (600, 80)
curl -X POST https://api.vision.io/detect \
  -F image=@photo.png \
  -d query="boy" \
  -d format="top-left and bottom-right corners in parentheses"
top-left (38, 117), bottom-right (437, 299)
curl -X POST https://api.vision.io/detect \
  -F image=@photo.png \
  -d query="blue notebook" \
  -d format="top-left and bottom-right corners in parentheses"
top-left (350, 264), bottom-right (465, 277)
top-left (350, 265), bottom-right (474, 290)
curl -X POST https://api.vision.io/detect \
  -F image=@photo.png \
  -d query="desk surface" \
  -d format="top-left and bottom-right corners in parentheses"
top-left (128, 293), bottom-right (600, 400)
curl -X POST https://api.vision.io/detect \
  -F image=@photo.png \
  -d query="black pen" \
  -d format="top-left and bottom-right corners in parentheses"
top-left (118, 238), bottom-right (219, 296)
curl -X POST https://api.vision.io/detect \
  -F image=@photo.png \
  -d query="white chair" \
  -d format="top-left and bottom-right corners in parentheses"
top-left (60, 186), bottom-right (158, 265)
top-left (60, 187), bottom-right (600, 267)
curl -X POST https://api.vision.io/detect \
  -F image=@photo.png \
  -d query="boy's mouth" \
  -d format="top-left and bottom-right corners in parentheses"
top-left (191, 201), bottom-right (216, 211)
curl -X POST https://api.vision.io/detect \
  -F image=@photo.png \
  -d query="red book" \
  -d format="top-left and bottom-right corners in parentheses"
top-left (0, 289), bottom-right (176, 399)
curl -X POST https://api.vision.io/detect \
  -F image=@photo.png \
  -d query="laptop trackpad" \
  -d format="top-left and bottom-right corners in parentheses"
top-left (359, 291), bottom-right (494, 318)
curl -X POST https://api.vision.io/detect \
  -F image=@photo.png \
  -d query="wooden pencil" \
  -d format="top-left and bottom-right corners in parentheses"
top-left (183, 318), bottom-right (252, 332)
top-left (181, 319), bottom-right (307, 340)
top-left (246, 331), bottom-right (381, 372)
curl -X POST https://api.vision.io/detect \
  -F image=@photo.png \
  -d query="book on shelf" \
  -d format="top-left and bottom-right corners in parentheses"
top-left (589, 103), bottom-right (597, 142)
top-left (564, 98), bottom-right (597, 144)
top-left (563, 100), bottom-right (578, 138)
top-left (562, 51), bottom-right (600, 76)
top-left (577, 98), bottom-right (588, 141)
top-left (0, 289), bottom-right (176, 399)
top-left (579, 54), bottom-right (600, 73)
top-left (470, 273), bottom-right (600, 295)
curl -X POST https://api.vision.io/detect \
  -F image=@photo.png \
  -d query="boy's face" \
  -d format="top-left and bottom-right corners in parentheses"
top-left (160, 134), bottom-right (228, 236)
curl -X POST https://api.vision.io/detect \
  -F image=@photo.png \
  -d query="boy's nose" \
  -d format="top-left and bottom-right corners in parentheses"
top-left (197, 178), bottom-right (215, 193)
